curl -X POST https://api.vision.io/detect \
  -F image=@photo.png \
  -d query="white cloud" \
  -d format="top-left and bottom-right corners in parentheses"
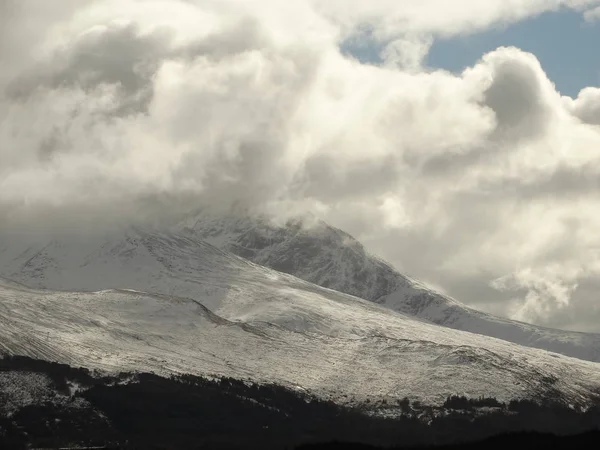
top-left (380, 34), bottom-right (433, 72)
top-left (583, 4), bottom-right (600, 20)
top-left (3, 0), bottom-right (600, 331)
top-left (314, 0), bottom-right (600, 38)
top-left (491, 265), bottom-right (584, 324)
top-left (564, 87), bottom-right (600, 125)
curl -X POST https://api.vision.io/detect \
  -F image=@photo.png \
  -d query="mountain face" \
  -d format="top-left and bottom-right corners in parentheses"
top-left (1, 230), bottom-right (600, 410)
top-left (175, 211), bottom-right (600, 363)
top-left (176, 212), bottom-right (411, 301)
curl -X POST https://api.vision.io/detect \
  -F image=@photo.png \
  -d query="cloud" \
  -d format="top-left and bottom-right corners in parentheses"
top-left (491, 265), bottom-right (583, 324)
top-left (479, 48), bottom-right (559, 142)
top-left (564, 87), bottom-right (600, 125)
top-left (2, 0), bottom-right (600, 331)
top-left (314, 0), bottom-right (600, 38)
top-left (380, 34), bottom-right (433, 72)
top-left (583, 4), bottom-right (600, 21)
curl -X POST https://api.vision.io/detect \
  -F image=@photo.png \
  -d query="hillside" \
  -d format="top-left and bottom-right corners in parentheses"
top-left (174, 211), bottom-right (600, 362)
top-left (1, 230), bottom-right (600, 407)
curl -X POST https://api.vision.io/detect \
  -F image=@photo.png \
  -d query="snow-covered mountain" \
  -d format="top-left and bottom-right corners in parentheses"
top-left (174, 211), bottom-right (600, 363)
top-left (1, 230), bottom-right (600, 409)
top-left (176, 212), bottom-right (408, 301)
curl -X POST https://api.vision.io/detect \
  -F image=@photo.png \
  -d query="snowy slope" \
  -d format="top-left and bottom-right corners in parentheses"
top-left (176, 211), bottom-right (410, 301)
top-left (2, 227), bottom-right (600, 407)
top-left (175, 211), bottom-right (600, 363)
top-left (2, 250), bottom-right (600, 409)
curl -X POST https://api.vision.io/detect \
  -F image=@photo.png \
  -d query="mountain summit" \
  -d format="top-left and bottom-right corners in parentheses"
top-left (175, 210), bottom-right (600, 363)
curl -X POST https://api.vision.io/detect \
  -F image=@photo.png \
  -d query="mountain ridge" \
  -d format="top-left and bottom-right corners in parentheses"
top-left (2, 232), bottom-right (600, 410)
top-left (172, 210), bottom-right (600, 363)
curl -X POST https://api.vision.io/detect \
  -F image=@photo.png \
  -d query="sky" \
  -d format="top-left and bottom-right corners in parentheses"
top-left (428, 9), bottom-right (600, 98)
top-left (2, 0), bottom-right (600, 333)
top-left (342, 8), bottom-right (600, 98)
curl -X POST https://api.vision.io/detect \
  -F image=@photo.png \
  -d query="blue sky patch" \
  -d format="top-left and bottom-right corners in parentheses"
top-left (342, 10), bottom-right (600, 99)
top-left (427, 10), bottom-right (600, 98)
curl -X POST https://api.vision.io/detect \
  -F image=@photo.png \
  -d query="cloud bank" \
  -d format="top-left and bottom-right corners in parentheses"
top-left (2, 0), bottom-right (600, 332)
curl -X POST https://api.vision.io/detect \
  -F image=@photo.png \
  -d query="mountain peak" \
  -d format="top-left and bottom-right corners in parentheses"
top-left (174, 210), bottom-right (600, 363)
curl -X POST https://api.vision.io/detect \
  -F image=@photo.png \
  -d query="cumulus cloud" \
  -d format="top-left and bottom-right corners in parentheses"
top-left (2, 0), bottom-right (600, 331)
top-left (564, 87), bottom-right (600, 125)
top-left (480, 49), bottom-right (560, 142)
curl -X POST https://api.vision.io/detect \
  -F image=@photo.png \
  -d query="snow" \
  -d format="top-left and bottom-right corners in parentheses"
top-left (380, 288), bottom-right (600, 363)
top-left (1, 230), bottom-right (600, 408)
top-left (0, 372), bottom-right (55, 416)
top-left (0, 371), bottom-right (89, 417)
top-left (173, 211), bottom-right (600, 363)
